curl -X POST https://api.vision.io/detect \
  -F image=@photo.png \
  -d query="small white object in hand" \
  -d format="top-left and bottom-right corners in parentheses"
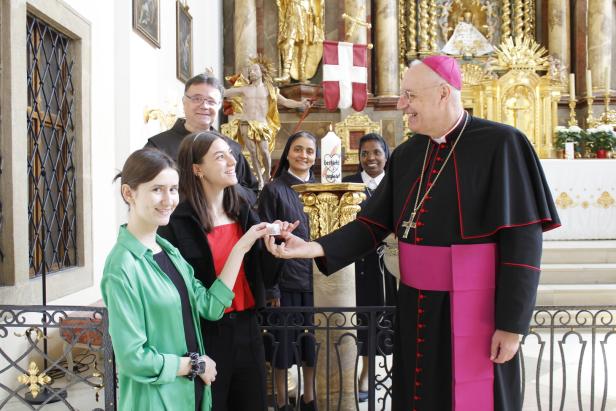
top-left (266, 223), bottom-right (281, 236)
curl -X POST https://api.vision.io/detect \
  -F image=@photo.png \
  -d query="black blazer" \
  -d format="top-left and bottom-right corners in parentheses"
top-left (145, 118), bottom-right (258, 204)
top-left (158, 201), bottom-right (281, 311)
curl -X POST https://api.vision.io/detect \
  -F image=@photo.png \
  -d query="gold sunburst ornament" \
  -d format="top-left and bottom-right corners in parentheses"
top-left (492, 36), bottom-right (549, 71)
top-left (17, 361), bottom-right (51, 398)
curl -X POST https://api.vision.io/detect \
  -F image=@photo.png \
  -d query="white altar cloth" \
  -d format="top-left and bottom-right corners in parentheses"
top-left (541, 159), bottom-right (616, 240)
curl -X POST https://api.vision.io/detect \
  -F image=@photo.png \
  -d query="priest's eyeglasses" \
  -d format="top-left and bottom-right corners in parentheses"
top-left (400, 83), bottom-right (445, 102)
top-left (184, 94), bottom-right (220, 107)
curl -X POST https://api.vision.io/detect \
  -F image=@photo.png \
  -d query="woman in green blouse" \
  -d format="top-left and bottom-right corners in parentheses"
top-left (101, 148), bottom-right (268, 411)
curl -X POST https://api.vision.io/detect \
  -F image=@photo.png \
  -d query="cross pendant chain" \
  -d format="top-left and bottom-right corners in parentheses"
top-left (401, 212), bottom-right (416, 239)
top-left (400, 113), bottom-right (469, 240)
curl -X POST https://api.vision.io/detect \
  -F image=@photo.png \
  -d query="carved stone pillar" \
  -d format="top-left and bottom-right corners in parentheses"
top-left (233, 0), bottom-right (257, 73)
top-left (588, 0), bottom-right (613, 91)
top-left (293, 183), bottom-right (365, 411)
top-left (344, 0), bottom-right (368, 43)
top-left (375, 0), bottom-right (399, 97)
top-left (547, 0), bottom-right (570, 73)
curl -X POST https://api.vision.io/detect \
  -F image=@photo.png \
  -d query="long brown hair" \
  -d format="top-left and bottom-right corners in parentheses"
top-left (177, 130), bottom-right (241, 232)
top-left (114, 148), bottom-right (177, 205)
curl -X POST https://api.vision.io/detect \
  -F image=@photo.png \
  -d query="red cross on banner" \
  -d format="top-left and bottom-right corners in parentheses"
top-left (322, 40), bottom-right (368, 112)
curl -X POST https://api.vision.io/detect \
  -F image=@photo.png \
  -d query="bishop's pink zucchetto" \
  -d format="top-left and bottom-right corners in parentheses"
top-left (421, 55), bottom-right (462, 90)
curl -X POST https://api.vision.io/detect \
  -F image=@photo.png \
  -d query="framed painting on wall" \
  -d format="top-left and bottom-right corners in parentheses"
top-left (133, 0), bottom-right (160, 48)
top-left (176, 1), bottom-right (193, 82)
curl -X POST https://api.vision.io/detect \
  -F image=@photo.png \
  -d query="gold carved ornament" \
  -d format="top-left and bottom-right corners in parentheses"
top-left (293, 183), bottom-right (366, 240)
top-left (18, 362), bottom-right (52, 399)
top-left (334, 113), bottom-right (381, 164)
top-left (491, 36), bottom-right (549, 72)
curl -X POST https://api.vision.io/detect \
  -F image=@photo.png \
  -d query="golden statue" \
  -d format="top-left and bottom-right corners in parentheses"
top-left (225, 56), bottom-right (311, 188)
top-left (275, 0), bottom-right (324, 83)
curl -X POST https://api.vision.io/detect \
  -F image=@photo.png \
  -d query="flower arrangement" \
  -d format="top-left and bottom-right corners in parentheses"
top-left (586, 124), bottom-right (616, 158)
top-left (554, 125), bottom-right (583, 150)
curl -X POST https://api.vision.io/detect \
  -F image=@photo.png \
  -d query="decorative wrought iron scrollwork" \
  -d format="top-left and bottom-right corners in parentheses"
top-left (0, 305), bottom-right (114, 410)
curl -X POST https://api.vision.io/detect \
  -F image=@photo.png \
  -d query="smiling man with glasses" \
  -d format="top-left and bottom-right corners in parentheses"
top-left (146, 73), bottom-right (258, 203)
top-left (264, 55), bottom-right (561, 411)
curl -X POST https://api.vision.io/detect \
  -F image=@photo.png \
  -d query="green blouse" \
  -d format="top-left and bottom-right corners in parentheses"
top-left (101, 225), bottom-right (234, 411)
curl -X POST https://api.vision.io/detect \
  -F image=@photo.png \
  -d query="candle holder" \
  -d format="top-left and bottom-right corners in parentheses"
top-left (602, 89), bottom-right (611, 123)
top-left (568, 98), bottom-right (578, 127)
top-left (586, 95), bottom-right (596, 127)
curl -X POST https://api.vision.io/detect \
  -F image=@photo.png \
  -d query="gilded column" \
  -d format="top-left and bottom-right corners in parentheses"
top-left (294, 183), bottom-right (365, 411)
top-left (501, 0), bottom-right (511, 40)
top-left (233, 0), bottom-right (257, 73)
top-left (547, 0), bottom-right (570, 73)
top-left (428, 0), bottom-right (438, 52)
top-left (588, 0), bottom-right (613, 91)
top-left (344, 0), bottom-right (368, 44)
top-left (376, 0), bottom-right (399, 97)
top-left (513, 0), bottom-right (523, 39)
top-left (418, 0), bottom-right (430, 54)
top-left (406, 1), bottom-right (417, 59)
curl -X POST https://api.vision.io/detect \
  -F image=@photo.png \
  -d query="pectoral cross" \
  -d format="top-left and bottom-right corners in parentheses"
top-left (401, 212), bottom-right (416, 239)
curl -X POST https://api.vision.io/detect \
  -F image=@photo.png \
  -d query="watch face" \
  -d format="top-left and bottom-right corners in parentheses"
top-left (196, 358), bottom-right (206, 374)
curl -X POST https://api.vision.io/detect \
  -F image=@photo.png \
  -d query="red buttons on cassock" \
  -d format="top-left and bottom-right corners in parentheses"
top-left (416, 237), bottom-right (423, 242)
top-left (418, 308), bottom-right (424, 314)
top-left (418, 323), bottom-right (426, 329)
top-left (414, 395), bottom-right (422, 401)
top-left (436, 156), bottom-right (443, 162)
top-left (439, 143), bottom-right (446, 149)
top-left (431, 169), bottom-right (438, 174)
top-left (416, 221), bottom-right (425, 227)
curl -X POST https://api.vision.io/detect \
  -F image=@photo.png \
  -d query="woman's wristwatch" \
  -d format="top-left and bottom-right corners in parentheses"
top-left (185, 352), bottom-right (206, 380)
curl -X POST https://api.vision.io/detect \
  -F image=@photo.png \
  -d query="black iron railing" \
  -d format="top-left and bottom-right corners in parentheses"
top-left (522, 306), bottom-right (616, 411)
top-left (0, 306), bottom-right (113, 410)
top-left (1, 305), bottom-right (615, 410)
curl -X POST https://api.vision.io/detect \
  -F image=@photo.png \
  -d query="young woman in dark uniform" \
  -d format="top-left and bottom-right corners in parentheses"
top-left (342, 133), bottom-right (398, 401)
top-left (258, 131), bottom-right (318, 411)
top-left (158, 131), bottom-right (289, 411)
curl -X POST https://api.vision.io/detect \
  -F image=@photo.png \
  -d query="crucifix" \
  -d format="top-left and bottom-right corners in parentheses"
top-left (401, 212), bottom-right (417, 239)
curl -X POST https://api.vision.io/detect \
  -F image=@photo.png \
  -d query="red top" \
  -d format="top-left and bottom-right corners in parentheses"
top-left (207, 222), bottom-right (255, 313)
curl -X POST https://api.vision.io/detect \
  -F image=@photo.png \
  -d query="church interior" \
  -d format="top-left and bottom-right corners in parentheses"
top-left (0, 0), bottom-right (615, 410)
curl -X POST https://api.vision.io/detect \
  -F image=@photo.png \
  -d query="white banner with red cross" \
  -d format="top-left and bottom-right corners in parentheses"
top-left (322, 40), bottom-right (368, 112)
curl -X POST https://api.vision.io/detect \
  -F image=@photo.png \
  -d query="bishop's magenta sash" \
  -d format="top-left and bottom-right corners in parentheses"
top-left (399, 242), bottom-right (497, 411)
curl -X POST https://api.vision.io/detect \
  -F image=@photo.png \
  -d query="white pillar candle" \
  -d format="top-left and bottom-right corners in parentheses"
top-left (606, 67), bottom-right (611, 94)
top-left (565, 141), bottom-right (575, 160)
top-left (321, 126), bottom-right (342, 183)
top-left (569, 73), bottom-right (576, 100)
top-left (586, 69), bottom-right (593, 97)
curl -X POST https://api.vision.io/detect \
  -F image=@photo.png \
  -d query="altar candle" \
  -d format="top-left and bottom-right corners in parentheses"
top-left (565, 142), bottom-right (575, 160)
top-left (586, 69), bottom-right (592, 97)
top-left (569, 73), bottom-right (576, 100)
top-left (606, 68), bottom-right (611, 94)
top-left (321, 125), bottom-right (342, 184)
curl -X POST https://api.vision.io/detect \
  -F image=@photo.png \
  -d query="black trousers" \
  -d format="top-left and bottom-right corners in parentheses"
top-left (204, 310), bottom-right (267, 411)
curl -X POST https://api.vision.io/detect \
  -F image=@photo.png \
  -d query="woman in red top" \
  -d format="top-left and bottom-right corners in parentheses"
top-left (159, 131), bottom-right (292, 411)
